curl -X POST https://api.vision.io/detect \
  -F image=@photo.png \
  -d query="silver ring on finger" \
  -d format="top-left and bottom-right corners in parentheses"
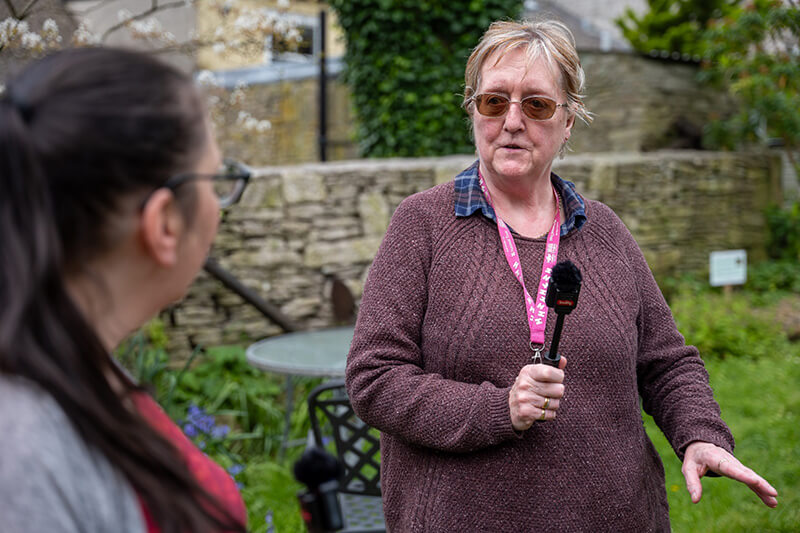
top-left (542, 397), bottom-right (551, 410)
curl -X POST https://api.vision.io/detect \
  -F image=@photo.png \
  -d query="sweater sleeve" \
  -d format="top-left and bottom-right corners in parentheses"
top-left (345, 192), bottom-right (519, 453)
top-left (613, 214), bottom-right (735, 461)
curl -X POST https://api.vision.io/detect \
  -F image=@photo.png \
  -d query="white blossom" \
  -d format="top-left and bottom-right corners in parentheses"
top-left (286, 27), bottom-right (300, 42)
top-left (21, 32), bottom-right (43, 49)
top-left (73, 22), bottom-right (99, 45)
top-left (195, 70), bottom-right (219, 87)
top-left (212, 42), bottom-right (226, 54)
top-left (117, 9), bottom-right (133, 22)
top-left (42, 19), bottom-right (58, 34)
top-left (277, 0), bottom-right (289, 7)
top-left (235, 110), bottom-right (271, 133)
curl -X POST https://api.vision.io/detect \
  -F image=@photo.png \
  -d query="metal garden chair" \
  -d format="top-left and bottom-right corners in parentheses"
top-left (307, 380), bottom-right (385, 533)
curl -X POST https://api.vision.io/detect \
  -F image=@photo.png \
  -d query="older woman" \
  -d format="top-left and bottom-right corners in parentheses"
top-left (346, 19), bottom-right (778, 531)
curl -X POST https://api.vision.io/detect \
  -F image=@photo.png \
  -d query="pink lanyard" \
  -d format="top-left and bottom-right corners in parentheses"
top-left (478, 170), bottom-right (561, 362)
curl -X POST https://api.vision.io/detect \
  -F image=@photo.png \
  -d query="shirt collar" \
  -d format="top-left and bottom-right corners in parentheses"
top-left (454, 159), bottom-right (587, 236)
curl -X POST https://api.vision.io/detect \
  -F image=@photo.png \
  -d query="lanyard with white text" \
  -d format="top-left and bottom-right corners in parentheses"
top-left (478, 170), bottom-right (561, 363)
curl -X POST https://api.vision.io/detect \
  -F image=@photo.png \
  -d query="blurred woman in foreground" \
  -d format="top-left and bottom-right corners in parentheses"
top-left (0, 47), bottom-right (251, 532)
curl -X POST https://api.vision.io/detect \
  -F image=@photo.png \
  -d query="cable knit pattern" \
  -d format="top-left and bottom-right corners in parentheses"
top-left (346, 180), bottom-right (735, 533)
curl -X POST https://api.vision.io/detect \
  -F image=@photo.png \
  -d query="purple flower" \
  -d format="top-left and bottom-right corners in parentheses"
top-left (265, 510), bottom-right (274, 532)
top-left (198, 440), bottom-right (206, 450)
top-left (235, 481), bottom-right (244, 490)
top-left (183, 423), bottom-right (198, 438)
top-left (227, 464), bottom-right (244, 476)
top-left (211, 425), bottom-right (230, 439)
top-left (187, 404), bottom-right (203, 418)
top-left (197, 414), bottom-right (216, 434)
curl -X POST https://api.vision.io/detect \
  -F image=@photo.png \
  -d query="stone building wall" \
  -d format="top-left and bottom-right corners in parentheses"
top-left (162, 150), bottom-right (781, 353)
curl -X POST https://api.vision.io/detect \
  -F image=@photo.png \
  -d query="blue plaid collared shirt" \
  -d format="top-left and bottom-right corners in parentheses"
top-left (454, 160), bottom-right (587, 236)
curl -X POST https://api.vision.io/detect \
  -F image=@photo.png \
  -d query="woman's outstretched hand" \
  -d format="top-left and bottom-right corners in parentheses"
top-left (509, 357), bottom-right (567, 431)
top-left (682, 441), bottom-right (778, 508)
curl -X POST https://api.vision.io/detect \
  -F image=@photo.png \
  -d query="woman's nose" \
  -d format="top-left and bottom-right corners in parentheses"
top-left (503, 101), bottom-right (525, 132)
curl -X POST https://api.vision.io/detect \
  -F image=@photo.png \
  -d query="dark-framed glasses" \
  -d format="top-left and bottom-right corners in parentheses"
top-left (163, 158), bottom-right (251, 209)
top-left (470, 93), bottom-right (569, 121)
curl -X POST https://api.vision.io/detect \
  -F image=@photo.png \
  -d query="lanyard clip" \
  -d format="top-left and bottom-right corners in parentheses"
top-left (530, 343), bottom-right (544, 364)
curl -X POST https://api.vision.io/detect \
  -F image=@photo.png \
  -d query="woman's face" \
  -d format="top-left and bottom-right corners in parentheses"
top-left (472, 48), bottom-right (574, 183)
top-left (175, 129), bottom-right (222, 288)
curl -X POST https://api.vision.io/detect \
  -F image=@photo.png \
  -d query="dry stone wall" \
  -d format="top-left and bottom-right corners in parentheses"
top-left (162, 151), bottom-right (781, 353)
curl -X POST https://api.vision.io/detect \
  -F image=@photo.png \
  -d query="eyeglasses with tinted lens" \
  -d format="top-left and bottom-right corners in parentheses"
top-left (470, 93), bottom-right (569, 121)
top-left (162, 158), bottom-right (251, 209)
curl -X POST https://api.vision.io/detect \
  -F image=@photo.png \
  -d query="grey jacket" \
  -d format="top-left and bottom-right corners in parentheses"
top-left (0, 375), bottom-right (144, 533)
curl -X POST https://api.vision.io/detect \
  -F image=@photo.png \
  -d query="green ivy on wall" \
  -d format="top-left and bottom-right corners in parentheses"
top-left (328, 0), bottom-right (523, 158)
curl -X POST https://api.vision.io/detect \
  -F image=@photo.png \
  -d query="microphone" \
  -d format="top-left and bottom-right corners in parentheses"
top-left (294, 446), bottom-right (345, 532)
top-left (543, 260), bottom-right (582, 367)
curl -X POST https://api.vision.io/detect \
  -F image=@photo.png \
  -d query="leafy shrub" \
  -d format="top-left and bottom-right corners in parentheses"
top-left (670, 288), bottom-right (792, 360)
top-left (746, 260), bottom-right (800, 294)
top-left (328, 0), bottom-right (522, 157)
top-left (765, 201), bottom-right (800, 262)
top-left (616, 0), bottom-right (741, 55)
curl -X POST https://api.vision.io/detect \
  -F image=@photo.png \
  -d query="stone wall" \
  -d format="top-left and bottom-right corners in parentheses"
top-left (162, 150), bottom-right (781, 353)
top-left (571, 53), bottom-right (734, 153)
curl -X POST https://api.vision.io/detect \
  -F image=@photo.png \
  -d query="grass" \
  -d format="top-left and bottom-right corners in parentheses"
top-left (643, 351), bottom-right (800, 532)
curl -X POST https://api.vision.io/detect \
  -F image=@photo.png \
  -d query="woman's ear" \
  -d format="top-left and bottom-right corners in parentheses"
top-left (565, 112), bottom-right (575, 132)
top-left (139, 189), bottom-right (184, 267)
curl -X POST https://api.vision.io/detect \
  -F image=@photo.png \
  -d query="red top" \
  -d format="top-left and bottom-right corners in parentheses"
top-left (132, 392), bottom-right (247, 532)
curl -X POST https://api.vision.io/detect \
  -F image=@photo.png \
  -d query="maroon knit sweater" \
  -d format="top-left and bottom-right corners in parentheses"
top-left (346, 181), bottom-right (734, 533)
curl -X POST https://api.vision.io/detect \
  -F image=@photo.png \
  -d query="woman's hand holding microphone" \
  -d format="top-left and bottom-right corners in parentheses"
top-left (509, 357), bottom-right (567, 430)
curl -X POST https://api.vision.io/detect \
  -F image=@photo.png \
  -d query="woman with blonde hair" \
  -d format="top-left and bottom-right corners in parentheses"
top-left (346, 19), bottom-right (778, 531)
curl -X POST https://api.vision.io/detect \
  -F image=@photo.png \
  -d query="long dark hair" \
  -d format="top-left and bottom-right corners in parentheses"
top-left (0, 48), bottom-right (245, 533)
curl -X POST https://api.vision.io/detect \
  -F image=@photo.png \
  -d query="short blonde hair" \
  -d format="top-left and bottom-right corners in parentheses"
top-left (463, 19), bottom-right (592, 125)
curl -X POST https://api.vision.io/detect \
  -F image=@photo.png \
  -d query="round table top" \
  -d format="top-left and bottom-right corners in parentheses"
top-left (245, 326), bottom-right (354, 377)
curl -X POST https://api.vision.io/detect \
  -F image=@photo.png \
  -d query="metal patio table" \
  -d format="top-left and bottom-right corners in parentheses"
top-left (245, 326), bottom-right (354, 455)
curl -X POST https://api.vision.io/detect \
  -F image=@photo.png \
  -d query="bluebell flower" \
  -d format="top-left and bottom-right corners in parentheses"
top-left (227, 464), bottom-right (245, 476)
top-left (211, 424), bottom-right (230, 439)
top-left (183, 423), bottom-right (198, 438)
top-left (198, 440), bottom-right (206, 450)
top-left (198, 414), bottom-right (216, 433)
top-left (265, 510), bottom-right (274, 533)
top-left (235, 481), bottom-right (244, 490)
top-left (187, 404), bottom-right (203, 418)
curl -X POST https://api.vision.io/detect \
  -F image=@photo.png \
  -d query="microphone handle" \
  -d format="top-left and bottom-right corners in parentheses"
top-left (544, 313), bottom-right (565, 367)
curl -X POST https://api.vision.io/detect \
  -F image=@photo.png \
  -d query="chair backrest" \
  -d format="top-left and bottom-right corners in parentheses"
top-left (307, 380), bottom-right (381, 497)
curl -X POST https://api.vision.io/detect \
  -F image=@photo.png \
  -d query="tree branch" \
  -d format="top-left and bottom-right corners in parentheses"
top-left (18, 0), bottom-right (43, 19)
top-left (3, 0), bottom-right (19, 19)
top-left (100, 0), bottom-right (186, 42)
top-left (70, 0), bottom-right (122, 17)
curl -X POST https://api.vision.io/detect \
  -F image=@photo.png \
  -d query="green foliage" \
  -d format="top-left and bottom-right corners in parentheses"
top-left (765, 201), bottom-right (800, 261)
top-left (698, 0), bottom-right (800, 152)
top-left (328, 0), bottom-right (522, 157)
top-left (616, 0), bottom-right (741, 55)
top-left (671, 287), bottom-right (792, 359)
top-left (746, 260), bottom-right (800, 295)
